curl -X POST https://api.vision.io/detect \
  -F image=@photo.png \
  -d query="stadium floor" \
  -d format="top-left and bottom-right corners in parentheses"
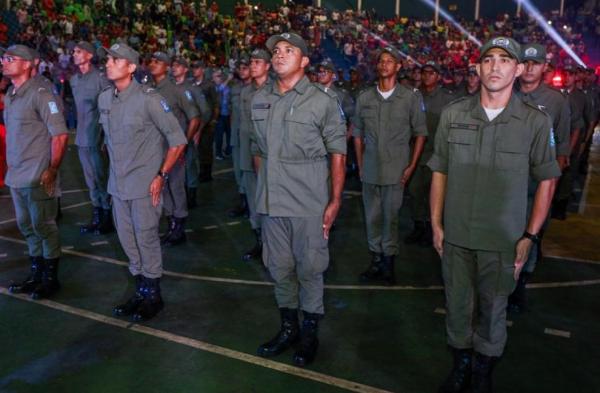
top-left (0, 134), bottom-right (599, 393)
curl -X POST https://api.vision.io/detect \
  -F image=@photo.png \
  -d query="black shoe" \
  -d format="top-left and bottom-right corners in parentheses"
top-left (242, 229), bottom-right (262, 261)
top-left (508, 271), bottom-right (531, 313)
top-left (380, 255), bottom-right (396, 286)
top-left (95, 208), bottom-right (114, 234)
top-left (160, 216), bottom-right (174, 243)
top-left (132, 277), bottom-right (164, 322)
top-left (80, 207), bottom-right (102, 234)
top-left (31, 258), bottom-right (61, 299)
top-left (293, 312), bottom-right (321, 367)
top-left (228, 194), bottom-right (248, 218)
top-left (359, 253), bottom-right (384, 282)
top-left (471, 353), bottom-right (496, 393)
top-left (257, 308), bottom-right (300, 357)
top-left (113, 275), bottom-right (145, 316)
top-left (551, 199), bottom-right (568, 220)
top-left (186, 187), bottom-right (198, 209)
top-left (162, 217), bottom-right (187, 247)
top-left (438, 347), bottom-right (472, 393)
top-left (8, 256), bottom-right (44, 294)
top-left (405, 221), bottom-right (425, 244)
top-left (419, 222), bottom-right (433, 247)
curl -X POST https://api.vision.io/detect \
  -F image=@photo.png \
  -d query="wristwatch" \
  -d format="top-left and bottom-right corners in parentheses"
top-left (522, 231), bottom-right (540, 244)
top-left (158, 170), bottom-right (169, 181)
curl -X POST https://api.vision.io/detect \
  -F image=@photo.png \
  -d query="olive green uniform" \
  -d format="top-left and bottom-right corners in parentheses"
top-left (427, 94), bottom-right (561, 356)
top-left (98, 80), bottom-right (186, 278)
top-left (352, 85), bottom-right (428, 256)
top-left (4, 77), bottom-right (69, 259)
top-left (192, 78), bottom-right (219, 178)
top-left (250, 76), bottom-right (346, 314)
top-left (230, 80), bottom-right (249, 193)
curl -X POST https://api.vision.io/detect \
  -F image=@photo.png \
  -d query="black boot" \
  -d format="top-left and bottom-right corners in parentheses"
top-left (162, 217), bottom-right (187, 247)
top-left (471, 353), bottom-right (496, 393)
top-left (56, 197), bottom-right (62, 221)
top-left (242, 229), bottom-right (262, 261)
top-left (551, 199), bottom-right (568, 220)
top-left (31, 258), bottom-right (61, 299)
top-left (405, 220), bottom-right (425, 244)
top-left (132, 277), bottom-right (164, 321)
top-left (359, 253), bottom-right (384, 282)
top-left (381, 255), bottom-right (396, 286)
top-left (293, 312), bottom-right (321, 367)
top-left (113, 275), bottom-right (145, 316)
top-left (96, 208), bottom-right (114, 234)
top-left (80, 207), bottom-right (102, 234)
top-left (438, 347), bottom-right (472, 393)
top-left (257, 308), bottom-right (300, 357)
top-left (160, 216), bottom-right (174, 243)
top-left (508, 271), bottom-right (531, 313)
top-left (186, 187), bottom-right (198, 209)
top-left (228, 194), bottom-right (248, 218)
top-left (198, 165), bottom-right (213, 183)
top-left (8, 256), bottom-right (44, 294)
top-left (419, 221), bottom-right (433, 247)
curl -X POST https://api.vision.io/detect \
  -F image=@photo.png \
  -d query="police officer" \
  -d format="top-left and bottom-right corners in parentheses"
top-left (238, 49), bottom-right (272, 261)
top-left (252, 32), bottom-right (347, 366)
top-left (99, 43), bottom-right (187, 321)
top-left (352, 46), bottom-right (427, 285)
top-left (171, 56), bottom-right (209, 209)
top-left (191, 60), bottom-right (220, 182)
top-left (228, 56), bottom-right (252, 218)
top-left (317, 60), bottom-right (355, 122)
top-left (71, 41), bottom-right (114, 235)
top-left (510, 43), bottom-right (571, 312)
top-left (454, 65), bottom-right (481, 98)
top-left (406, 61), bottom-right (455, 247)
top-left (148, 52), bottom-right (200, 247)
top-left (429, 38), bottom-right (560, 392)
top-left (3, 45), bottom-right (69, 299)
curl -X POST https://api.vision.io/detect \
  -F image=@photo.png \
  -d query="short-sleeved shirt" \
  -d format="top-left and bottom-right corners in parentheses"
top-left (562, 87), bottom-right (586, 133)
top-left (352, 84), bottom-right (428, 185)
top-left (420, 86), bottom-right (457, 164)
top-left (3, 77), bottom-right (69, 188)
top-left (229, 80), bottom-right (251, 147)
top-left (98, 80), bottom-right (187, 200)
top-left (70, 66), bottom-right (112, 147)
top-left (191, 78), bottom-right (220, 122)
top-left (239, 78), bottom-right (271, 172)
top-left (517, 83), bottom-right (571, 157)
top-left (153, 77), bottom-right (200, 136)
top-left (328, 84), bottom-right (355, 122)
top-left (177, 79), bottom-right (210, 127)
top-left (427, 94), bottom-right (561, 252)
top-left (250, 76), bottom-right (347, 217)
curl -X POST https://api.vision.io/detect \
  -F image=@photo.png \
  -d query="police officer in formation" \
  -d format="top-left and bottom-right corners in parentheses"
top-left (429, 37), bottom-right (561, 393)
top-left (510, 43), bottom-right (571, 312)
top-left (251, 32), bottom-right (347, 367)
top-left (147, 51), bottom-right (200, 247)
top-left (316, 60), bottom-right (355, 122)
top-left (238, 49), bottom-right (272, 261)
top-left (4, 45), bottom-right (69, 299)
top-left (99, 43), bottom-right (187, 321)
top-left (352, 46), bottom-right (427, 285)
top-left (70, 41), bottom-right (113, 235)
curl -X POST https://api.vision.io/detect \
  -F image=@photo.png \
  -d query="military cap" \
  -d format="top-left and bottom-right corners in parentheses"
top-left (265, 32), bottom-right (309, 56)
top-left (422, 60), bottom-right (441, 73)
top-left (479, 37), bottom-right (521, 62)
top-left (563, 64), bottom-right (576, 74)
top-left (151, 51), bottom-right (170, 64)
top-left (237, 56), bottom-right (250, 67)
top-left (319, 60), bottom-right (336, 72)
top-left (172, 57), bottom-right (189, 67)
top-left (75, 41), bottom-right (96, 55)
top-left (521, 43), bottom-right (546, 64)
top-left (191, 59), bottom-right (206, 69)
top-left (102, 43), bottom-right (139, 65)
top-left (4, 44), bottom-right (36, 61)
top-left (250, 48), bottom-right (271, 61)
top-left (378, 46), bottom-right (401, 62)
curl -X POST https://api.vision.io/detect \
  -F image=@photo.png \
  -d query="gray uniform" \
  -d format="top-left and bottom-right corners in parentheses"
top-left (352, 85), bottom-right (428, 256)
top-left (192, 78), bottom-right (219, 172)
top-left (70, 66), bottom-right (112, 210)
top-left (230, 80), bottom-right (249, 193)
top-left (4, 77), bottom-right (69, 259)
top-left (153, 77), bottom-right (200, 219)
top-left (427, 94), bottom-right (561, 356)
top-left (98, 80), bottom-right (186, 278)
top-left (181, 79), bottom-right (210, 189)
top-left (250, 76), bottom-right (346, 314)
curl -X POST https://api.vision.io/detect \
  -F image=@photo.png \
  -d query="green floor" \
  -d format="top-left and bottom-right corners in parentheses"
top-left (0, 146), bottom-right (599, 393)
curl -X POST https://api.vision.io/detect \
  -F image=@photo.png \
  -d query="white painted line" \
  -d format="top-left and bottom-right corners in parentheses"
top-left (434, 308), bottom-right (446, 315)
top-left (90, 241), bottom-right (109, 246)
top-left (544, 255), bottom-right (600, 266)
top-left (226, 221), bottom-right (241, 226)
top-left (203, 225), bottom-right (218, 230)
top-left (0, 218), bottom-right (17, 225)
top-left (544, 328), bottom-right (571, 338)
top-left (62, 188), bottom-right (89, 195)
top-left (506, 320), bottom-right (513, 327)
top-left (212, 167), bottom-right (234, 176)
top-left (343, 190), bottom-right (362, 196)
top-left (0, 253), bottom-right (7, 258)
top-left (184, 229), bottom-right (194, 233)
top-left (0, 287), bottom-right (394, 393)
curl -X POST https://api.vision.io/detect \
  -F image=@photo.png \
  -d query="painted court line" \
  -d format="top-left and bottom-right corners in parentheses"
top-left (0, 287), bottom-right (393, 393)
top-left (226, 221), bottom-right (241, 226)
top-left (90, 241), bottom-right (109, 246)
top-left (544, 328), bottom-right (571, 339)
top-left (544, 255), bottom-right (600, 266)
top-left (203, 225), bottom-right (219, 230)
top-left (0, 253), bottom-right (7, 258)
top-left (211, 168), bottom-right (234, 176)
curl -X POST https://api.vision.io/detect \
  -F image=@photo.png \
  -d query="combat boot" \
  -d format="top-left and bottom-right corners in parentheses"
top-left (471, 353), bottom-right (496, 393)
top-left (242, 229), bottom-right (262, 261)
top-left (8, 256), bottom-right (44, 294)
top-left (160, 216), bottom-right (174, 244)
top-left (404, 220), bottom-right (425, 244)
top-left (257, 308), bottom-right (300, 357)
top-left (381, 255), bottom-right (396, 286)
top-left (508, 271), bottom-right (531, 313)
top-left (113, 275), bottom-right (145, 316)
top-left (31, 258), bottom-right (61, 299)
top-left (438, 347), bottom-right (472, 393)
top-left (80, 207), bottom-right (102, 234)
top-left (359, 253), bottom-right (384, 282)
top-left (132, 277), bottom-right (164, 321)
top-left (293, 312), bottom-right (321, 367)
top-left (95, 208), bottom-right (114, 234)
top-left (162, 217), bottom-right (186, 247)
top-left (228, 194), bottom-right (248, 218)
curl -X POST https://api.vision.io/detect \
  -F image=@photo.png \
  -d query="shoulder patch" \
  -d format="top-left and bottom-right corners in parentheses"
top-left (160, 99), bottom-right (171, 113)
top-left (185, 90), bottom-right (193, 101)
top-left (549, 127), bottom-right (556, 147)
top-left (48, 101), bottom-right (59, 114)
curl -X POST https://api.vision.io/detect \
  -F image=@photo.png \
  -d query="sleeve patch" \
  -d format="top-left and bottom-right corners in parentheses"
top-left (420, 99), bottom-right (426, 112)
top-left (160, 99), bottom-right (172, 113)
top-left (48, 101), bottom-right (59, 114)
top-left (185, 90), bottom-right (193, 101)
top-left (550, 128), bottom-right (556, 147)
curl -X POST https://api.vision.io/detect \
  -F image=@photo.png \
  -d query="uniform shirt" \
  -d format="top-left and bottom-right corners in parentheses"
top-left (177, 79), bottom-right (210, 125)
top-left (352, 84), bottom-right (428, 185)
top-left (420, 86), bottom-right (457, 164)
top-left (70, 66), bottom-right (111, 147)
top-left (153, 77), bottom-right (200, 136)
top-left (98, 80), bottom-right (187, 200)
top-left (517, 83), bottom-right (571, 157)
top-left (229, 80), bottom-right (250, 147)
top-left (191, 78), bottom-right (219, 123)
top-left (250, 76), bottom-right (347, 217)
top-left (3, 77), bottom-right (69, 188)
top-left (239, 78), bottom-right (272, 172)
top-left (562, 87), bottom-right (587, 132)
top-left (427, 94), bottom-right (561, 252)
top-left (327, 84), bottom-right (355, 122)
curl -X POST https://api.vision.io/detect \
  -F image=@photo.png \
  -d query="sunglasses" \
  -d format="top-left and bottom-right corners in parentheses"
top-left (1, 55), bottom-right (28, 63)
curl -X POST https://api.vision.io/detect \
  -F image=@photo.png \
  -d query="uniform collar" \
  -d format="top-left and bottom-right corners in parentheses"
top-left (154, 76), bottom-right (172, 89)
top-left (272, 75), bottom-right (311, 96)
top-left (10, 77), bottom-right (36, 98)
top-left (115, 78), bottom-right (141, 101)
top-left (470, 91), bottom-right (526, 123)
top-left (421, 85), bottom-right (441, 97)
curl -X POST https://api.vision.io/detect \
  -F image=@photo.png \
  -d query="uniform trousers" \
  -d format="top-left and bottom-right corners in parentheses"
top-left (77, 146), bottom-right (111, 209)
top-left (242, 171), bottom-right (260, 229)
top-left (162, 159), bottom-right (188, 218)
top-left (362, 181), bottom-right (404, 256)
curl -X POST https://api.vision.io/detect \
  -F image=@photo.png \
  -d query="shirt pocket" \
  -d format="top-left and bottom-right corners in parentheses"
top-left (447, 128), bottom-right (477, 165)
top-left (283, 109), bottom-right (324, 159)
top-left (494, 136), bottom-right (528, 173)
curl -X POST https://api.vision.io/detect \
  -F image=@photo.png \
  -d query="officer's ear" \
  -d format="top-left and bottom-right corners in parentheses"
top-left (515, 62), bottom-right (525, 78)
top-left (128, 63), bottom-right (137, 75)
top-left (475, 64), bottom-right (481, 78)
top-left (395, 61), bottom-right (401, 73)
top-left (300, 56), bottom-right (310, 69)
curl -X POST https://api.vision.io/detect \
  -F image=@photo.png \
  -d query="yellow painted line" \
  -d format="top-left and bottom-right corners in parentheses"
top-left (0, 287), bottom-right (394, 393)
top-left (543, 328), bottom-right (571, 338)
